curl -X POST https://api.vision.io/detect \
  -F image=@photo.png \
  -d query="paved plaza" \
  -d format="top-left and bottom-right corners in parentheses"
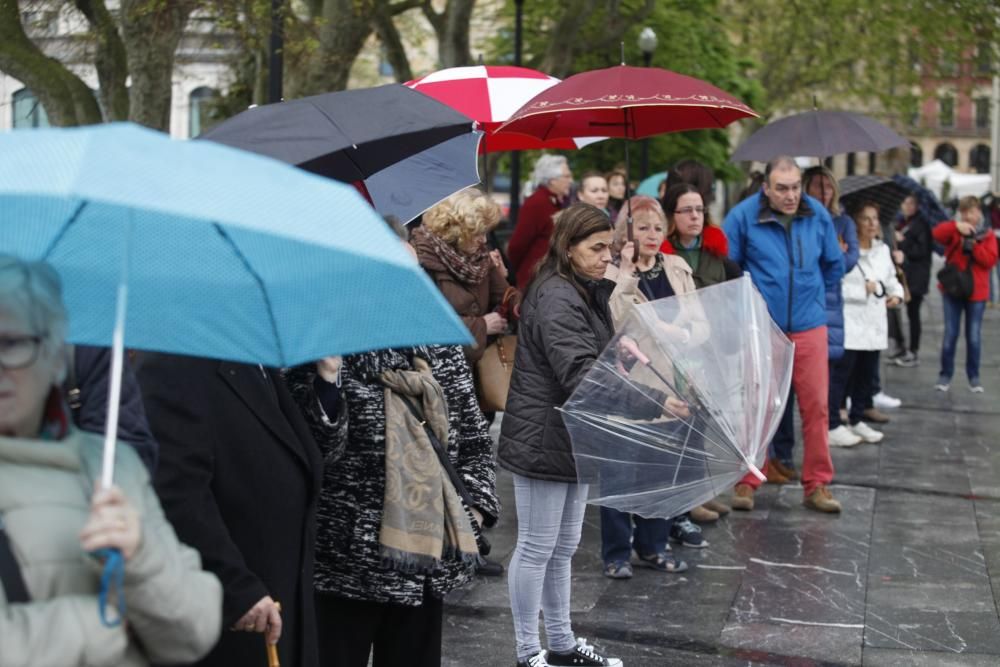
top-left (444, 286), bottom-right (1000, 666)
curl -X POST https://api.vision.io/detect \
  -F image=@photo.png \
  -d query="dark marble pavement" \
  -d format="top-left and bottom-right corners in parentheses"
top-left (442, 284), bottom-right (1000, 666)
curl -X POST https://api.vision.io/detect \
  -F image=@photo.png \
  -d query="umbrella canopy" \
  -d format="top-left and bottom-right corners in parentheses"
top-left (200, 85), bottom-right (479, 222)
top-left (0, 123), bottom-right (471, 367)
top-left (498, 64), bottom-right (758, 141)
top-left (891, 174), bottom-right (950, 225)
top-left (636, 171), bottom-right (668, 197)
top-left (405, 65), bottom-right (602, 152)
top-left (560, 277), bottom-right (793, 519)
top-left (731, 110), bottom-right (910, 162)
top-left (839, 174), bottom-right (909, 227)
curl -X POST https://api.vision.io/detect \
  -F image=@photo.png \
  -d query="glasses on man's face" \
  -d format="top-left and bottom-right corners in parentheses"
top-left (0, 335), bottom-right (44, 370)
top-left (675, 206), bottom-right (705, 217)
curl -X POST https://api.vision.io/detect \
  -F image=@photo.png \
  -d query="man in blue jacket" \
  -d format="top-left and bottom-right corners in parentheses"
top-left (724, 156), bottom-right (845, 513)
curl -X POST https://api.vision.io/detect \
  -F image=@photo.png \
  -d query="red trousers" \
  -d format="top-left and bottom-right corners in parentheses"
top-left (741, 325), bottom-right (835, 496)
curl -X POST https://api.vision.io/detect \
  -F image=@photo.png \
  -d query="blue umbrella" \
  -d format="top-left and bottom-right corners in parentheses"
top-left (636, 171), bottom-right (668, 197)
top-left (0, 123), bottom-right (471, 486)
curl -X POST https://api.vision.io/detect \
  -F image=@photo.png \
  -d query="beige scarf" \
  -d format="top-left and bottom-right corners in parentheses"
top-left (379, 358), bottom-right (480, 573)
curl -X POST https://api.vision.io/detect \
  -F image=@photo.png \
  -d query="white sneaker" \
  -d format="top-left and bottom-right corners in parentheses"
top-left (934, 382), bottom-right (950, 392)
top-left (518, 650), bottom-right (550, 667)
top-left (850, 421), bottom-right (884, 443)
top-left (829, 425), bottom-right (863, 447)
top-left (872, 391), bottom-right (902, 409)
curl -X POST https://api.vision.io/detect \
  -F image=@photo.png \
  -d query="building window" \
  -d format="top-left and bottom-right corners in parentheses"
top-left (970, 144), bottom-right (990, 174)
top-left (188, 86), bottom-right (219, 138)
top-left (938, 96), bottom-right (954, 128)
top-left (934, 142), bottom-right (958, 167)
top-left (910, 143), bottom-right (923, 168)
top-left (975, 42), bottom-right (992, 74)
top-left (975, 97), bottom-right (990, 130)
top-left (868, 152), bottom-right (877, 174)
top-left (846, 152), bottom-right (856, 176)
top-left (12, 88), bottom-right (50, 128)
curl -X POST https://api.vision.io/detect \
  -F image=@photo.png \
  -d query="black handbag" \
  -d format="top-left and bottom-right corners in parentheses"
top-left (0, 517), bottom-right (30, 603)
top-left (399, 396), bottom-right (491, 557)
top-left (937, 260), bottom-right (974, 301)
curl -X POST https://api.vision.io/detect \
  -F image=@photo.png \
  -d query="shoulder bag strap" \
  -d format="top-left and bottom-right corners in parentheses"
top-left (0, 517), bottom-right (30, 603)
top-left (398, 395), bottom-right (476, 509)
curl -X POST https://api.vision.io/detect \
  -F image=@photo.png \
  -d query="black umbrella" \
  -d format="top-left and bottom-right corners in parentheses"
top-left (839, 174), bottom-right (908, 229)
top-left (201, 84), bottom-right (475, 183)
top-left (731, 110), bottom-right (910, 162)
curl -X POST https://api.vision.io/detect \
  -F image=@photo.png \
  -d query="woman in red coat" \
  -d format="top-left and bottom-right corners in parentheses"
top-left (933, 195), bottom-right (999, 393)
top-left (507, 155), bottom-right (572, 288)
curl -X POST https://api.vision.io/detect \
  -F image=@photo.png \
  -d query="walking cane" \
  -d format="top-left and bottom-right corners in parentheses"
top-left (266, 602), bottom-right (282, 667)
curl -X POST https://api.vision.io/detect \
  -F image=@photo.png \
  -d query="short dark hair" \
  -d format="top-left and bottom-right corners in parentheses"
top-left (764, 156), bottom-right (800, 183)
top-left (533, 203), bottom-right (613, 299)
top-left (667, 159), bottom-right (714, 204)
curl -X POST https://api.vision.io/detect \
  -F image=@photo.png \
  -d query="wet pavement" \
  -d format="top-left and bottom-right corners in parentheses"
top-left (443, 285), bottom-right (1000, 666)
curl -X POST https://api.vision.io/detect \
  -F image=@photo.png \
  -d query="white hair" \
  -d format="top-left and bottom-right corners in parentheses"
top-left (0, 255), bottom-right (68, 350)
top-left (531, 154), bottom-right (569, 188)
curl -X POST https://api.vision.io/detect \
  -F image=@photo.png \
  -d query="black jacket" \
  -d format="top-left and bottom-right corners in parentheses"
top-left (286, 345), bottom-right (499, 607)
top-left (899, 213), bottom-right (934, 297)
top-left (135, 353), bottom-right (323, 667)
top-left (69, 345), bottom-right (158, 473)
top-left (498, 271), bottom-right (617, 483)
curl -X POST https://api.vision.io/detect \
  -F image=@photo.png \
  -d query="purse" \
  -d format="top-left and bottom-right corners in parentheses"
top-left (475, 334), bottom-right (517, 412)
top-left (937, 260), bottom-right (974, 301)
top-left (474, 286), bottom-right (520, 412)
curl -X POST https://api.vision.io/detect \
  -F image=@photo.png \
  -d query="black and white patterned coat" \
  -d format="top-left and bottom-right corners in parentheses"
top-left (285, 345), bottom-right (499, 607)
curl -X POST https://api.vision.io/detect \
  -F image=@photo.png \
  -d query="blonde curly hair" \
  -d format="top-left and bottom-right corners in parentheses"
top-left (423, 187), bottom-right (502, 249)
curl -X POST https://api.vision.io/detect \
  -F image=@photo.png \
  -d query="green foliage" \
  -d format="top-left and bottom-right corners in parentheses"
top-left (488, 0), bottom-right (763, 181)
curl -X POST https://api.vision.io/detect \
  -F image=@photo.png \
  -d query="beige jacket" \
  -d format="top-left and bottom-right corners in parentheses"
top-left (0, 429), bottom-right (222, 667)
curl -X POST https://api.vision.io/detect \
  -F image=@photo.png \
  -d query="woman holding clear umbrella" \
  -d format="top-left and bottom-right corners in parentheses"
top-left (0, 255), bottom-right (222, 666)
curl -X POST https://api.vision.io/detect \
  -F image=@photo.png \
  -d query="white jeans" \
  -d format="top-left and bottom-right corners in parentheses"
top-left (507, 473), bottom-right (588, 660)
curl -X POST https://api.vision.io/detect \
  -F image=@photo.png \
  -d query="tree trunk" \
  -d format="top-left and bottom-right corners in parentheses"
top-left (120, 0), bottom-right (196, 131)
top-left (291, 0), bottom-right (376, 95)
top-left (74, 0), bottom-right (130, 121)
top-left (0, 0), bottom-right (103, 126)
top-left (372, 4), bottom-right (413, 83)
top-left (423, 0), bottom-right (475, 69)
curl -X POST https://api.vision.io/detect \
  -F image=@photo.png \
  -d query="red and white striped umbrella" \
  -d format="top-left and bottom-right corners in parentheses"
top-left (406, 65), bottom-right (602, 153)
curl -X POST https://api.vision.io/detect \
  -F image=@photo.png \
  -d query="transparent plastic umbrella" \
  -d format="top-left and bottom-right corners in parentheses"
top-left (560, 276), bottom-right (793, 519)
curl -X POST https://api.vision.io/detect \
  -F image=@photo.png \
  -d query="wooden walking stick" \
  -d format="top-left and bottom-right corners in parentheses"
top-left (266, 602), bottom-right (282, 667)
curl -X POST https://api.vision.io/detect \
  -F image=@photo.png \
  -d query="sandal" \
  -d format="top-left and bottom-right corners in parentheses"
top-left (635, 550), bottom-right (688, 573)
top-left (603, 560), bottom-right (633, 579)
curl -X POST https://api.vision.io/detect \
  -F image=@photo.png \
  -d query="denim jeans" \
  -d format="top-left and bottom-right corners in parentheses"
top-left (939, 294), bottom-right (987, 382)
top-left (829, 350), bottom-right (879, 427)
top-left (508, 474), bottom-right (587, 660)
top-left (769, 387), bottom-right (796, 466)
top-left (600, 507), bottom-right (671, 564)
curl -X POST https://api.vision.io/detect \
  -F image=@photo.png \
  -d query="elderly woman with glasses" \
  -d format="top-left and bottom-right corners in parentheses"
top-left (0, 256), bottom-right (222, 666)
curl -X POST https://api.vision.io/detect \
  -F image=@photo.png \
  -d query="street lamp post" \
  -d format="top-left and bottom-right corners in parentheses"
top-left (509, 0), bottom-right (525, 228)
top-left (638, 27), bottom-right (657, 180)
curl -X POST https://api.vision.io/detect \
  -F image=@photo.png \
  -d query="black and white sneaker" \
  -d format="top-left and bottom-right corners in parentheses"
top-left (546, 638), bottom-right (623, 666)
top-left (517, 650), bottom-right (549, 667)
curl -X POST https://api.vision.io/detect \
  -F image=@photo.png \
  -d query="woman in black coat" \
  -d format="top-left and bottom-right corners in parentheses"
top-left (286, 344), bottom-right (499, 667)
top-left (894, 194), bottom-right (934, 365)
top-left (499, 203), bottom-right (677, 667)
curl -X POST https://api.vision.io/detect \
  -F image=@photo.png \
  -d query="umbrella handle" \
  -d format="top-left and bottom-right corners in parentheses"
top-left (266, 602), bottom-right (282, 667)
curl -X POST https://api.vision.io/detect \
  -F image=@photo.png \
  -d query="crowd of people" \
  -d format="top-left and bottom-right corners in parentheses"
top-left (1, 147), bottom-right (996, 667)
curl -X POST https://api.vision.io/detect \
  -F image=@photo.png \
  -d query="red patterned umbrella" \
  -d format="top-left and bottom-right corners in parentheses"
top-left (406, 65), bottom-right (601, 153)
top-left (499, 64), bottom-right (757, 257)
top-left (498, 64), bottom-right (757, 140)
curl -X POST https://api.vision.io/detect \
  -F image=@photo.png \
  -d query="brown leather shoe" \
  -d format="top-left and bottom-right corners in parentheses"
top-left (769, 458), bottom-right (799, 481)
top-left (731, 484), bottom-right (754, 511)
top-left (862, 408), bottom-right (890, 424)
top-left (702, 498), bottom-right (731, 515)
top-left (765, 459), bottom-right (790, 484)
top-left (803, 486), bottom-right (842, 513)
top-left (690, 504), bottom-right (720, 523)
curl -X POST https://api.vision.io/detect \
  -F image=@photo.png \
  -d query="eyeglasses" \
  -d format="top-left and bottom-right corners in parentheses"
top-left (675, 206), bottom-right (705, 216)
top-left (0, 335), bottom-right (44, 370)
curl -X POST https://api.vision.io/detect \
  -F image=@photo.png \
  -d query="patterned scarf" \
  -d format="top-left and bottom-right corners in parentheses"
top-left (412, 226), bottom-right (491, 286)
top-left (378, 358), bottom-right (480, 573)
